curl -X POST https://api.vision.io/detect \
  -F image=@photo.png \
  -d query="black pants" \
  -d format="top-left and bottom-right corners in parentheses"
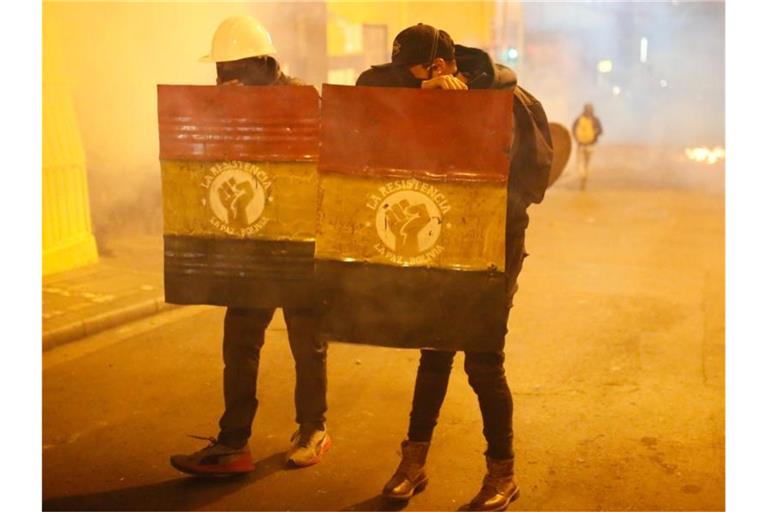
top-left (407, 349), bottom-right (514, 462)
top-left (406, 232), bottom-right (526, 463)
top-left (217, 307), bottom-right (328, 448)
top-left (408, 213), bottom-right (527, 463)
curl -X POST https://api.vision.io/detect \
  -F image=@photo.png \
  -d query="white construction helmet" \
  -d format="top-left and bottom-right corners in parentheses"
top-left (199, 16), bottom-right (277, 63)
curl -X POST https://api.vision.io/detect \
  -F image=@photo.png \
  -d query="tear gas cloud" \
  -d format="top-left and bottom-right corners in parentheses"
top-left (43, 1), bottom-right (724, 246)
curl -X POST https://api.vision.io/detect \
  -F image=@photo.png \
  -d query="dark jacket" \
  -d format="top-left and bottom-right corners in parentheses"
top-left (222, 56), bottom-right (303, 86)
top-left (356, 46), bottom-right (553, 305)
top-left (454, 45), bottom-right (552, 210)
top-left (268, 58), bottom-right (303, 86)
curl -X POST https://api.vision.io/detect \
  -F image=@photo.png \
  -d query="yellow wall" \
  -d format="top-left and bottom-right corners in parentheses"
top-left (42, 10), bottom-right (98, 275)
top-left (42, 1), bottom-right (328, 241)
top-left (43, 2), bottom-right (259, 240)
top-left (327, 1), bottom-right (496, 57)
top-left (42, 1), bottom-right (497, 259)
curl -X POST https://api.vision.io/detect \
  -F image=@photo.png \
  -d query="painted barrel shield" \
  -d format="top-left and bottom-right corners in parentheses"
top-left (548, 122), bottom-right (572, 187)
top-left (157, 85), bottom-right (320, 308)
top-left (316, 84), bottom-right (516, 351)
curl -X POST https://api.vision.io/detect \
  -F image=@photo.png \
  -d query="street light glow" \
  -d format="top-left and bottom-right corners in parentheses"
top-left (612, 85), bottom-right (621, 95)
top-left (597, 59), bottom-right (613, 73)
top-left (506, 47), bottom-right (519, 60)
top-left (685, 146), bottom-right (725, 164)
top-left (640, 37), bottom-right (648, 63)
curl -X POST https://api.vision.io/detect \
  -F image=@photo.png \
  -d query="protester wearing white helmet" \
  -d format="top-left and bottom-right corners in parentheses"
top-left (170, 15), bottom-right (329, 477)
top-left (199, 15), bottom-right (277, 63)
top-left (200, 15), bottom-right (301, 87)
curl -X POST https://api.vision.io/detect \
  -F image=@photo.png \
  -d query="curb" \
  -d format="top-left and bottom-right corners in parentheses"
top-left (42, 296), bottom-right (176, 351)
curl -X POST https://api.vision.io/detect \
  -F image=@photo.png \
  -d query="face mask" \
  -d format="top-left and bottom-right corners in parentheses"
top-left (217, 58), bottom-right (276, 86)
top-left (393, 66), bottom-right (425, 88)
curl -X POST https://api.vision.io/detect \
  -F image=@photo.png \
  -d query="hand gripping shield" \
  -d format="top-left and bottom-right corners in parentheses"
top-left (315, 84), bottom-right (515, 351)
top-left (157, 85), bottom-right (320, 308)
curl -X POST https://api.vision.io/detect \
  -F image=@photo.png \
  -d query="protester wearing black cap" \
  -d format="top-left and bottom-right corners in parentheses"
top-left (357, 23), bottom-right (466, 90)
top-left (357, 24), bottom-right (553, 511)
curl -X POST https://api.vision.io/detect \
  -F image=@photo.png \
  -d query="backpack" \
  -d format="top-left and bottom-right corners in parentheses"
top-left (509, 86), bottom-right (553, 206)
top-left (575, 116), bottom-right (596, 144)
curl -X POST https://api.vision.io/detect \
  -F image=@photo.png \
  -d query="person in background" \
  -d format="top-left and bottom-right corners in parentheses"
top-left (572, 103), bottom-right (603, 190)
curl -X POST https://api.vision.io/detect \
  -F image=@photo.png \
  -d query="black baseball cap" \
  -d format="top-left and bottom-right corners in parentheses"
top-left (391, 23), bottom-right (456, 67)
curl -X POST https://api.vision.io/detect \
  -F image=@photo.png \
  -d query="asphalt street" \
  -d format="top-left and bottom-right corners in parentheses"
top-left (43, 153), bottom-right (725, 511)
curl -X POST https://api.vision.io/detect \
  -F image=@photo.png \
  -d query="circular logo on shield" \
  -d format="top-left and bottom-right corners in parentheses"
top-left (203, 162), bottom-right (272, 236)
top-left (375, 190), bottom-right (444, 258)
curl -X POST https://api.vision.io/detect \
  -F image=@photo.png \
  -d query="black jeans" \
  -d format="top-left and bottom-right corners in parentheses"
top-left (217, 307), bottom-right (328, 448)
top-left (407, 349), bottom-right (514, 462)
top-left (405, 223), bottom-right (527, 462)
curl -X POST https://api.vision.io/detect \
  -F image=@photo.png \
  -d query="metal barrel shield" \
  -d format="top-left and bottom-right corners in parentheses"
top-left (316, 84), bottom-right (516, 351)
top-left (157, 85), bottom-right (320, 308)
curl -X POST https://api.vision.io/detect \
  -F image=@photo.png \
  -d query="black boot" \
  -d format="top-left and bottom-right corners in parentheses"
top-left (381, 440), bottom-right (430, 500)
top-left (467, 457), bottom-right (519, 511)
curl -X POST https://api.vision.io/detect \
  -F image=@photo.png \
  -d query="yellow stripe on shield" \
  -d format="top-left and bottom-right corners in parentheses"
top-left (161, 160), bottom-right (317, 241)
top-left (316, 173), bottom-right (507, 271)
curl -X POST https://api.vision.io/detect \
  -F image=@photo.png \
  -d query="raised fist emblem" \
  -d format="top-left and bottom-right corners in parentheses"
top-left (217, 177), bottom-right (255, 228)
top-left (385, 199), bottom-right (431, 256)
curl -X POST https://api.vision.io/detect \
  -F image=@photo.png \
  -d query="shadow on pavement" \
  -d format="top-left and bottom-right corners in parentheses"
top-left (42, 452), bottom-right (284, 511)
top-left (341, 495), bottom-right (409, 511)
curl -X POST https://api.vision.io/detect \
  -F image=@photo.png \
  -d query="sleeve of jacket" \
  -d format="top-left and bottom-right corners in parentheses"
top-left (356, 69), bottom-right (378, 86)
top-left (509, 86), bottom-right (553, 205)
top-left (356, 66), bottom-right (409, 88)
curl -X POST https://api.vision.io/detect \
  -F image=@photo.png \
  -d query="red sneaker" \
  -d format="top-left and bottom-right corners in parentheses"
top-left (170, 436), bottom-right (254, 477)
